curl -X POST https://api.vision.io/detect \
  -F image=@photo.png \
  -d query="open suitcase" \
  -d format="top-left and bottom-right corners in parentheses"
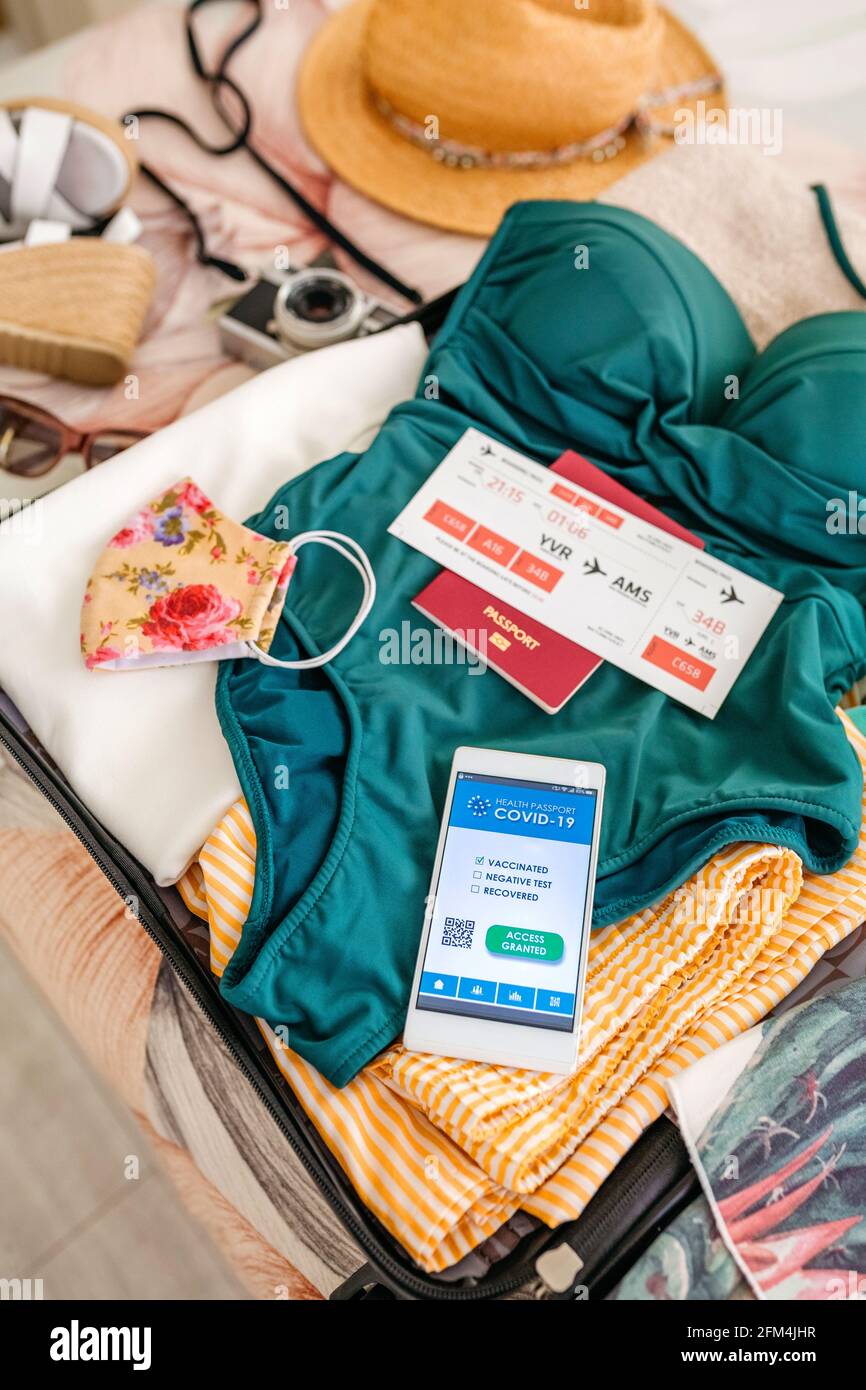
top-left (0, 292), bottom-right (703, 1301)
top-left (0, 686), bottom-right (700, 1299)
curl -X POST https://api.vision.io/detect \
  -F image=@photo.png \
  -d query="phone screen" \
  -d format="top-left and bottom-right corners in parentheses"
top-left (416, 771), bottom-right (599, 1032)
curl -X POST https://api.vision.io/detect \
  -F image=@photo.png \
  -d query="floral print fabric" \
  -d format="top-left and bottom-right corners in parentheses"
top-left (81, 478), bottom-right (294, 671)
top-left (611, 978), bottom-right (866, 1300)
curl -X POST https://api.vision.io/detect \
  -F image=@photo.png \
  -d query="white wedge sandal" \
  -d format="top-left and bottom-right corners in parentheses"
top-left (0, 99), bottom-right (154, 386)
top-left (0, 97), bottom-right (136, 239)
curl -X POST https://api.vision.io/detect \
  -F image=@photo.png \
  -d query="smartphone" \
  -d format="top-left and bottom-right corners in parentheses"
top-left (403, 746), bottom-right (605, 1073)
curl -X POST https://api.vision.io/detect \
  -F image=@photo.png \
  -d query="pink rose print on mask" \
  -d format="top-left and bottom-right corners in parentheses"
top-left (175, 480), bottom-right (213, 515)
top-left (109, 510), bottom-right (155, 549)
top-left (85, 647), bottom-right (122, 670)
top-left (277, 555), bottom-right (296, 588)
top-left (141, 584), bottom-right (242, 651)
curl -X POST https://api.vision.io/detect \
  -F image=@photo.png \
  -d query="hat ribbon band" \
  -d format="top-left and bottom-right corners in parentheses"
top-left (372, 73), bottom-right (723, 171)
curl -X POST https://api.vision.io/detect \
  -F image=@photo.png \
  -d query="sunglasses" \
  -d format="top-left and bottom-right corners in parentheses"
top-left (0, 396), bottom-right (148, 479)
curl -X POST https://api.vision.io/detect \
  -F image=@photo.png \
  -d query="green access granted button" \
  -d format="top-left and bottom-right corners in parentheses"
top-left (486, 925), bottom-right (564, 962)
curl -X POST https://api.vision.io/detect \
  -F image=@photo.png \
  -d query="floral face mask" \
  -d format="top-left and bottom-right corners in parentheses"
top-left (81, 477), bottom-right (375, 673)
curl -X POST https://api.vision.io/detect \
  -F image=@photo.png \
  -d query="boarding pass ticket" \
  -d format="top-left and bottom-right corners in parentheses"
top-left (388, 429), bottom-right (783, 718)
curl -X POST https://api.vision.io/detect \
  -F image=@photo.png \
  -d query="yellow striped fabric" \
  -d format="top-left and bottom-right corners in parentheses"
top-left (178, 710), bottom-right (866, 1272)
top-left (177, 799), bottom-right (254, 977)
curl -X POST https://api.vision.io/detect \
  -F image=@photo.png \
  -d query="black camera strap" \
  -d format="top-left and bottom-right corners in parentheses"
top-left (124, 0), bottom-right (423, 304)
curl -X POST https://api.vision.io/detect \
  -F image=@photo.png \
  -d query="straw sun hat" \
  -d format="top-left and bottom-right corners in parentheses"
top-left (298, 0), bottom-right (724, 237)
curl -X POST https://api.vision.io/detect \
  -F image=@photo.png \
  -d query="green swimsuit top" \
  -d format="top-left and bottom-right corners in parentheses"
top-left (216, 192), bottom-right (866, 1086)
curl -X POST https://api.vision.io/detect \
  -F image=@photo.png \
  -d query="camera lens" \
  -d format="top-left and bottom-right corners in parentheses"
top-left (285, 276), bottom-right (353, 324)
top-left (273, 268), bottom-right (368, 351)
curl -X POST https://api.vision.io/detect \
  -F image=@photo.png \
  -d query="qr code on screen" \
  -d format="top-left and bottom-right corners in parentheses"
top-left (442, 917), bottom-right (474, 949)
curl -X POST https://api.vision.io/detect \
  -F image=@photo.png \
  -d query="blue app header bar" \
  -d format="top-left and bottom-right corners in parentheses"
top-left (449, 776), bottom-right (596, 845)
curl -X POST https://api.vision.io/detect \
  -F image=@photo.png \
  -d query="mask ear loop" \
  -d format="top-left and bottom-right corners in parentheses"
top-left (246, 530), bottom-right (376, 670)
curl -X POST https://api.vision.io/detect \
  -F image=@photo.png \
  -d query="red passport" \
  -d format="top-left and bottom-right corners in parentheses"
top-left (412, 450), bottom-right (704, 714)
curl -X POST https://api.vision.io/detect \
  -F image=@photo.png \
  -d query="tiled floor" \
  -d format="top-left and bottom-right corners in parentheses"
top-left (0, 935), bottom-right (246, 1300)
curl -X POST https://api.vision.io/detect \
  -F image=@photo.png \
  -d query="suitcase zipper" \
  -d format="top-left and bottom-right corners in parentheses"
top-left (534, 1121), bottom-right (692, 1298)
top-left (0, 715), bottom-right (540, 1300)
